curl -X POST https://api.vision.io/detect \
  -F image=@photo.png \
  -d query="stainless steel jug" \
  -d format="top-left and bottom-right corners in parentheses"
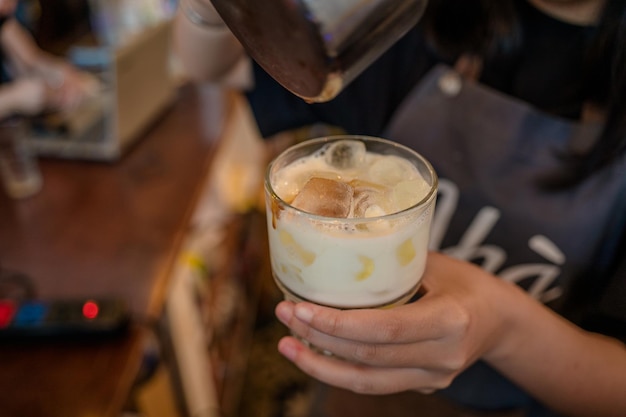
top-left (210, 0), bottom-right (429, 102)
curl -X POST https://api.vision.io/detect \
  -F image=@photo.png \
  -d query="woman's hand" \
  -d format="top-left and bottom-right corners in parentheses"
top-left (275, 252), bottom-right (626, 417)
top-left (274, 252), bottom-right (516, 394)
top-left (3, 77), bottom-right (56, 116)
top-left (39, 61), bottom-right (99, 112)
top-left (0, 66), bottom-right (99, 119)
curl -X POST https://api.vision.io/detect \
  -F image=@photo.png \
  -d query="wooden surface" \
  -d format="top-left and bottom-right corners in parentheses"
top-left (0, 85), bottom-right (220, 417)
top-left (0, 328), bottom-right (147, 417)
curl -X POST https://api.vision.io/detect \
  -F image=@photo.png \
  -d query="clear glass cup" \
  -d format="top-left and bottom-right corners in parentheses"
top-left (0, 118), bottom-right (43, 199)
top-left (264, 135), bottom-right (437, 310)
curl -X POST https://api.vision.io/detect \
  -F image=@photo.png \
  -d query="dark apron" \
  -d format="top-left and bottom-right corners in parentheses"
top-left (384, 65), bottom-right (626, 415)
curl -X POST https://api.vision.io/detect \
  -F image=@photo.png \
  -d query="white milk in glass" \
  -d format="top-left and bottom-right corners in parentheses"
top-left (265, 136), bottom-right (437, 309)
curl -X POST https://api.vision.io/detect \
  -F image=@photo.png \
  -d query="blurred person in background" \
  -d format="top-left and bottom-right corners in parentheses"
top-left (174, 0), bottom-right (626, 416)
top-left (0, 0), bottom-right (95, 120)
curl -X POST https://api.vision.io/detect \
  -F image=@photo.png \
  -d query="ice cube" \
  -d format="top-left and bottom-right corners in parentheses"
top-left (323, 140), bottom-right (366, 170)
top-left (352, 185), bottom-right (389, 218)
top-left (291, 177), bottom-right (354, 218)
top-left (368, 155), bottom-right (418, 186)
top-left (391, 178), bottom-right (431, 212)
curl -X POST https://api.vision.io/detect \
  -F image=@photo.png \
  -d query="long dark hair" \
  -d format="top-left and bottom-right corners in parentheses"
top-left (422, 0), bottom-right (626, 187)
top-left (585, 0), bottom-right (626, 181)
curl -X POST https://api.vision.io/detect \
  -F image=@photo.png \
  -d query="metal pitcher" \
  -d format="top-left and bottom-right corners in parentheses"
top-left (210, 0), bottom-right (429, 102)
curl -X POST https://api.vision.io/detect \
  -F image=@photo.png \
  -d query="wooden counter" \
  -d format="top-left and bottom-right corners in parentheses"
top-left (0, 85), bottom-right (221, 417)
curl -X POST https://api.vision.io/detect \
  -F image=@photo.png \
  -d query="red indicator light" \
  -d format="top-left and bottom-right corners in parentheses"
top-left (82, 301), bottom-right (99, 319)
top-left (0, 301), bottom-right (16, 328)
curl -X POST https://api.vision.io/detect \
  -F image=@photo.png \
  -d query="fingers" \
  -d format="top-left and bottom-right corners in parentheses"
top-left (272, 253), bottom-right (505, 396)
top-left (10, 78), bottom-right (48, 115)
top-left (277, 335), bottom-right (452, 394)
top-left (276, 298), bottom-right (453, 345)
top-left (52, 72), bottom-right (100, 111)
top-left (276, 301), bottom-right (466, 369)
top-left (277, 301), bottom-right (411, 344)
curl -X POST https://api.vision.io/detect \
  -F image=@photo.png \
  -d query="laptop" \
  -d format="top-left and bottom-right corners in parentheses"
top-left (26, 19), bottom-right (177, 161)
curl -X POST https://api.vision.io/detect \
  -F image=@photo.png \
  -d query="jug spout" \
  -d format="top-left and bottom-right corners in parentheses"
top-left (210, 0), bottom-right (428, 102)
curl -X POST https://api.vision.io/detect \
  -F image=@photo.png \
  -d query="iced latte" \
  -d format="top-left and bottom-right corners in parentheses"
top-left (265, 136), bottom-right (437, 309)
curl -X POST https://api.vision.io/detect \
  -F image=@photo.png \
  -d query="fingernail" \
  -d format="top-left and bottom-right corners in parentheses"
top-left (275, 302), bottom-right (293, 324)
top-left (294, 304), bottom-right (314, 323)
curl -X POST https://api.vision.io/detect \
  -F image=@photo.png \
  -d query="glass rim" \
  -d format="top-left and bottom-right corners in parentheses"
top-left (265, 135), bottom-right (438, 223)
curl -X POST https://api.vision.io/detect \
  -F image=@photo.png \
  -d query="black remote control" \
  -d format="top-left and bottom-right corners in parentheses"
top-left (0, 298), bottom-right (130, 341)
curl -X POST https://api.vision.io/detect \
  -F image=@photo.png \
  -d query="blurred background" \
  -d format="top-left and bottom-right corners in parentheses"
top-left (16, 0), bottom-right (182, 161)
top-left (0, 1), bottom-right (297, 417)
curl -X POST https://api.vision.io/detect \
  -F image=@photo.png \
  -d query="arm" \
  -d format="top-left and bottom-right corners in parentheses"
top-left (486, 275), bottom-right (626, 417)
top-left (0, 17), bottom-right (62, 79)
top-left (0, 77), bottom-right (55, 119)
top-left (0, 18), bottom-right (99, 112)
top-left (172, 0), bottom-right (251, 85)
top-left (275, 252), bottom-right (626, 417)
